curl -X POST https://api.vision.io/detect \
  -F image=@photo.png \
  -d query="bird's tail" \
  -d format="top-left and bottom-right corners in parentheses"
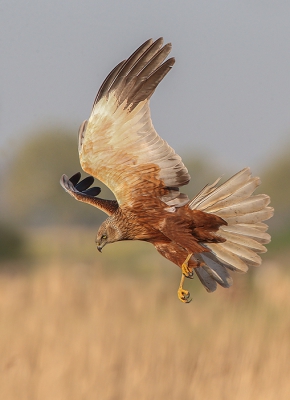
top-left (189, 168), bottom-right (274, 292)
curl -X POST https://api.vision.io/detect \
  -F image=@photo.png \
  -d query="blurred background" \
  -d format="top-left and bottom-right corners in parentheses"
top-left (1, 1), bottom-right (290, 399)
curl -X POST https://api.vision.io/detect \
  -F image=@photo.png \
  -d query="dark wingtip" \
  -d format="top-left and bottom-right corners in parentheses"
top-left (60, 172), bottom-right (101, 198)
top-left (83, 187), bottom-right (101, 196)
top-left (69, 172), bottom-right (82, 186)
top-left (60, 174), bottom-right (69, 189)
top-left (75, 175), bottom-right (94, 192)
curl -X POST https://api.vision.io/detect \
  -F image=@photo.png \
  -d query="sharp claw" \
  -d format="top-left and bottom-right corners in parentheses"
top-left (178, 288), bottom-right (192, 303)
top-left (183, 269), bottom-right (194, 279)
top-left (177, 271), bottom-right (192, 303)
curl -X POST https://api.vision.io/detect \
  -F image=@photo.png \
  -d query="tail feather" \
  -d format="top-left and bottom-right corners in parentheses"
top-left (204, 243), bottom-right (249, 272)
top-left (194, 267), bottom-right (217, 292)
top-left (189, 168), bottom-right (252, 211)
top-left (217, 230), bottom-right (267, 253)
top-left (200, 253), bottom-right (233, 287)
top-left (189, 167), bottom-right (274, 291)
top-left (203, 177), bottom-right (261, 212)
top-left (194, 252), bottom-right (233, 292)
top-left (220, 223), bottom-right (271, 244)
top-left (213, 241), bottom-right (262, 266)
top-left (242, 222), bottom-right (270, 232)
top-left (189, 177), bottom-right (221, 210)
top-left (224, 208), bottom-right (273, 225)
top-left (207, 194), bottom-right (270, 218)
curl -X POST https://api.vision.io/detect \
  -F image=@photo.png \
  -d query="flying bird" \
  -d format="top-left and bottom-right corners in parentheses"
top-left (60, 38), bottom-right (273, 303)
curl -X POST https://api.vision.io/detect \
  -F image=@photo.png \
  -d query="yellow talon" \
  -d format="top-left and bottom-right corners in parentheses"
top-left (181, 253), bottom-right (194, 278)
top-left (177, 274), bottom-right (192, 303)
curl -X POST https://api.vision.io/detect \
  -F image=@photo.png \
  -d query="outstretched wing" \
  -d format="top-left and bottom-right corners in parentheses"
top-left (79, 38), bottom-right (190, 208)
top-left (60, 173), bottom-right (118, 216)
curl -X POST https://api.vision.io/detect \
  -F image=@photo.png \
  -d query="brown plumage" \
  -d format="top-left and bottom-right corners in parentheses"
top-left (60, 38), bottom-right (274, 302)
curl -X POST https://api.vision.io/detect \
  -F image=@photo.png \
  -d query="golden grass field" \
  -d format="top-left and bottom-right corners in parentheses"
top-left (0, 227), bottom-right (289, 400)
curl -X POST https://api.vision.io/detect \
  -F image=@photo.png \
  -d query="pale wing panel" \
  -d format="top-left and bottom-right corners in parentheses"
top-left (80, 96), bottom-right (190, 205)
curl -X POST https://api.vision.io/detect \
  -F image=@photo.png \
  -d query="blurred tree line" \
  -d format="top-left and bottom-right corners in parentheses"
top-left (1, 127), bottom-right (115, 227)
top-left (0, 125), bottom-right (289, 260)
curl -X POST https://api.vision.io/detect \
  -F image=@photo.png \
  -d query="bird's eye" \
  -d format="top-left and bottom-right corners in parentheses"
top-left (101, 234), bottom-right (107, 240)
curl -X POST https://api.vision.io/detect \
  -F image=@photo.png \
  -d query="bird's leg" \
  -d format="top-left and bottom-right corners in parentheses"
top-left (177, 253), bottom-right (194, 303)
top-left (177, 274), bottom-right (192, 303)
top-left (181, 252), bottom-right (194, 278)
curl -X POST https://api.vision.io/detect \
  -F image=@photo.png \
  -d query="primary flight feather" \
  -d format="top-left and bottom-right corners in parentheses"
top-left (60, 38), bottom-right (273, 302)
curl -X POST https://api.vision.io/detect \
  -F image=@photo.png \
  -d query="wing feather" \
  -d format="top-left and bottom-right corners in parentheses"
top-left (79, 38), bottom-right (190, 207)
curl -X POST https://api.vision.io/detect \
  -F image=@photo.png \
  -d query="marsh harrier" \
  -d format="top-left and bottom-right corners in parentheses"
top-left (60, 38), bottom-right (273, 303)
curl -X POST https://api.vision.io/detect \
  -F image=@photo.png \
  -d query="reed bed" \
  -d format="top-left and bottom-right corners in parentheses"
top-left (0, 227), bottom-right (289, 399)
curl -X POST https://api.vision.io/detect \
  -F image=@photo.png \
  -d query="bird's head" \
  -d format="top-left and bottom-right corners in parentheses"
top-left (95, 218), bottom-right (123, 252)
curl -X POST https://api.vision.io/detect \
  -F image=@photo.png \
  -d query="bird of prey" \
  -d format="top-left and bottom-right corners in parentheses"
top-left (60, 38), bottom-right (273, 303)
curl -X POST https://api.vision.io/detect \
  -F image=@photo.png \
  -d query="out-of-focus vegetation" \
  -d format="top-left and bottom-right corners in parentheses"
top-left (0, 254), bottom-right (289, 400)
top-left (0, 126), bottom-right (289, 399)
top-left (1, 127), bottom-right (113, 227)
top-left (0, 222), bottom-right (25, 261)
top-left (259, 145), bottom-right (290, 254)
top-left (261, 144), bottom-right (290, 225)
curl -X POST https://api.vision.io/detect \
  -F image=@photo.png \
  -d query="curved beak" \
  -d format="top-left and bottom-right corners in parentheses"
top-left (96, 242), bottom-right (105, 253)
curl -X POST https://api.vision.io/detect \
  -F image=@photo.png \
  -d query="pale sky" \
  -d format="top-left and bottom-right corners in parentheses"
top-left (1, 0), bottom-right (290, 173)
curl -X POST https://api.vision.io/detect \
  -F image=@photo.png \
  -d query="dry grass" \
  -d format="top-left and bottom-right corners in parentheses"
top-left (0, 228), bottom-right (290, 400)
top-left (0, 228), bottom-right (290, 399)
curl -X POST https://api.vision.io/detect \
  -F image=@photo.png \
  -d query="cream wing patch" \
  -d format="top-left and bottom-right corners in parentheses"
top-left (79, 93), bottom-right (190, 206)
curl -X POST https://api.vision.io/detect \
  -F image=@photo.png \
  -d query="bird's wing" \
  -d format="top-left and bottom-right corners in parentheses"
top-left (79, 38), bottom-right (190, 208)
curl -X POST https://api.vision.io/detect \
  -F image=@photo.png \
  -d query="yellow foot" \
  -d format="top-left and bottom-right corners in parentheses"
top-left (177, 274), bottom-right (192, 303)
top-left (181, 253), bottom-right (194, 279)
top-left (178, 287), bottom-right (192, 303)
